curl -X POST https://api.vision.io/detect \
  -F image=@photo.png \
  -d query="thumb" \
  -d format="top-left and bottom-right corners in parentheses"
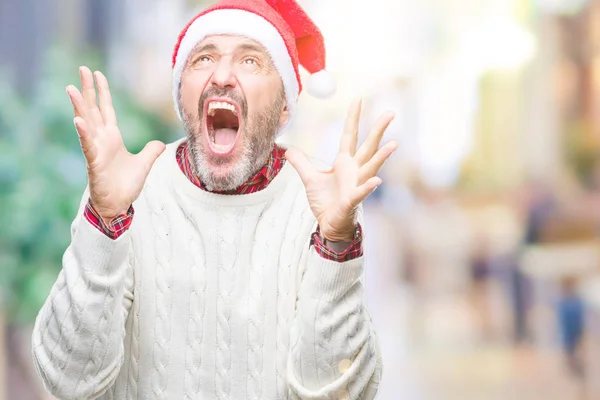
top-left (285, 147), bottom-right (316, 187)
top-left (138, 140), bottom-right (166, 175)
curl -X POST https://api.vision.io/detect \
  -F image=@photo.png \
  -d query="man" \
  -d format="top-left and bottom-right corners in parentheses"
top-left (31, 0), bottom-right (397, 398)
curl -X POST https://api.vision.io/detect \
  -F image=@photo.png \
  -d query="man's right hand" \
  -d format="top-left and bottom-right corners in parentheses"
top-left (67, 66), bottom-right (166, 224)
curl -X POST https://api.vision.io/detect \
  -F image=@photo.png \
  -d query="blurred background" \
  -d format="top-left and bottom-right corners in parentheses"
top-left (2, 0), bottom-right (600, 399)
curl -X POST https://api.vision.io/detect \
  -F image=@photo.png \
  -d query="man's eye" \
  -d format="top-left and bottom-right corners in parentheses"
top-left (193, 55), bottom-right (212, 64)
top-left (243, 57), bottom-right (257, 65)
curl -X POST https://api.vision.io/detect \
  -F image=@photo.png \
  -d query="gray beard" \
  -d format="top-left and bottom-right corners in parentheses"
top-left (181, 95), bottom-right (283, 193)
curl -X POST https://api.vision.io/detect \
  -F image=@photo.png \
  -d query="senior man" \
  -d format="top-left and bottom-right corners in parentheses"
top-left (32, 0), bottom-right (397, 399)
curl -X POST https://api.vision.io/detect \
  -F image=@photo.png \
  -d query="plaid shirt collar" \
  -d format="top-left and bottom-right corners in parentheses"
top-left (176, 141), bottom-right (286, 195)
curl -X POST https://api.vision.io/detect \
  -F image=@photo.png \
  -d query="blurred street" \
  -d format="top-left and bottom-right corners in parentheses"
top-left (363, 202), bottom-right (589, 400)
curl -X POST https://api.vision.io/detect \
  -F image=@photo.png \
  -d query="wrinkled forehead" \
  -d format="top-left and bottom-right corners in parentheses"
top-left (191, 34), bottom-right (271, 57)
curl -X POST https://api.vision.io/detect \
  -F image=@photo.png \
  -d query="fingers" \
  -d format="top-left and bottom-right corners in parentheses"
top-left (339, 97), bottom-right (362, 156)
top-left (66, 85), bottom-right (84, 118)
top-left (358, 140), bottom-right (398, 185)
top-left (138, 140), bottom-right (166, 175)
top-left (68, 67), bottom-right (116, 133)
top-left (285, 148), bottom-right (318, 187)
top-left (73, 116), bottom-right (88, 141)
top-left (94, 71), bottom-right (117, 126)
top-left (74, 116), bottom-right (97, 162)
top-left (355, 111), bottom-right (395, 165)
top-left (350, 176), bottom-right (382, 206)
top-left (79, 66), bottom-right (104, 127)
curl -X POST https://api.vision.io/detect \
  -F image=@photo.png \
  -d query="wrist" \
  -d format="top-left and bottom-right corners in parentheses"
top-left (101, 215), bottom-right (116, 226)
top-left (319, 225), bottom-right (358, 243)
top-left (89, 199), bottom-right (130, 225)
top-left (311, 223), bottom-right (364, 262)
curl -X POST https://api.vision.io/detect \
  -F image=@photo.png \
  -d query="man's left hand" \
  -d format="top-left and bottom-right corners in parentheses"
top-left (286, 97), bottom-right (397, 242)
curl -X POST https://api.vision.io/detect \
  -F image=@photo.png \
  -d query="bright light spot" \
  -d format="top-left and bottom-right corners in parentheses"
top-left (461, 16), bottom-right (537, 72)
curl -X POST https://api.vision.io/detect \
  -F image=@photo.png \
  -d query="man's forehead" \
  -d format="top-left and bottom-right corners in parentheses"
top-left (194, 34), bottom-right (267, 52)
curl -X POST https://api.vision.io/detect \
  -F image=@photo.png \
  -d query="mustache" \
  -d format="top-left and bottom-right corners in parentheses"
top-left (198, 87), bottom-right (248, 120)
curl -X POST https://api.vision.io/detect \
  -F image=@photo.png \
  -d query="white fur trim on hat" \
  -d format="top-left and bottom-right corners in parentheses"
top-left (172, 9), bottom-right (299, 134)
top-left (306, 69), bottom-right (336, 98)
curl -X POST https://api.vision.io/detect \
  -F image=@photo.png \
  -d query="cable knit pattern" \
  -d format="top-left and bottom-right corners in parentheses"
top-left (183, 222), bottom-right (207, 399)
top-left (124, 249), bottom-right (140, 400)
top-left (147, 190), bottom-right (174, 399)
top-left (247, 200), bottom-right (275, 400)
top-left (216, 207), bottom-right (242, 399)
top-left (38, 262), bottom-right (71, 391)
top-left (31, 139), bottom-right (381, 400)
top-left (276, 195), bottom-right (309, 399)
top-left (75, 284), bottom-right (115, 399)
top-left (39, 267), bottom-right (72, 394)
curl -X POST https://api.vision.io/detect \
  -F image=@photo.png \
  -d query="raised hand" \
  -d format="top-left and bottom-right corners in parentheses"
top-left (67, 66), bottom-right (166, 224)
top-left (286, 98), bottom-right (397, 242)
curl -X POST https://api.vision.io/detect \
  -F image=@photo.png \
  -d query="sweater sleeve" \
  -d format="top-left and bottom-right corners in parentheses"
top-left (31, 186), bottom-right (134, 400)
top-left (286, 208), bottom-right (382, 400)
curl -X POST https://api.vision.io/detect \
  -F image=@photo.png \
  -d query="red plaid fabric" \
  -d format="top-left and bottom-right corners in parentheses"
top-left (84, 141), bottom-right (363, 261)
top-left (84, 200), bottom-right (134, 240)
top-left (311, 223), bottom-right (364, 261)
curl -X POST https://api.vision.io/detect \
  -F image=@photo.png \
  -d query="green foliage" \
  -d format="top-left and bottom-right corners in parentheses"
top-left (0, 46), bottom-right (178, 324)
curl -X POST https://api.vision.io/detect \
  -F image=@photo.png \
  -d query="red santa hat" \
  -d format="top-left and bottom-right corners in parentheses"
top-left (171, 0), bottom-right (336, 126)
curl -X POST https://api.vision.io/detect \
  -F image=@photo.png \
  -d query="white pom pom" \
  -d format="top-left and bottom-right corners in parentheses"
top-left (305, 70), bottom-right (336, 99)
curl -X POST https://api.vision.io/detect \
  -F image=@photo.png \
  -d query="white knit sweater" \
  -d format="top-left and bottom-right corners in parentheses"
top-left (31, 139), bottom-right (382, 400)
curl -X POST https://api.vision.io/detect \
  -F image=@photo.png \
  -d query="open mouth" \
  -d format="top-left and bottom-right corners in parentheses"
top-left (205, 99), bottom-right (241, 155)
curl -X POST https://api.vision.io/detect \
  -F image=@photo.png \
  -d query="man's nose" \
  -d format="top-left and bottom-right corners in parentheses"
top-left (210, 59), bottom-right (237, 89)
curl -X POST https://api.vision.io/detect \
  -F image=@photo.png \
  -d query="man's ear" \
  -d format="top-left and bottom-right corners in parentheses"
top-left (279, 101), bottom-right (290, 126)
